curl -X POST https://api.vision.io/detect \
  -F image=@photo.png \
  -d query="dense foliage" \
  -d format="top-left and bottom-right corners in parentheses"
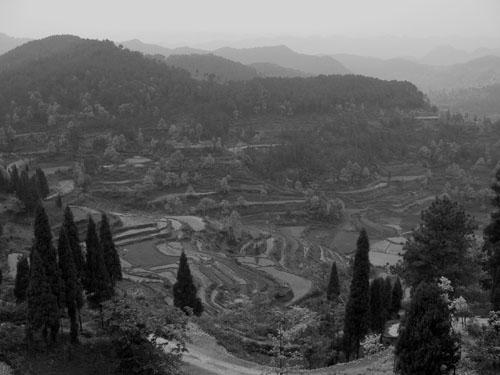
top-left (401, 196), bottom-right (477, 289)
top-left (395, 282), bottom-right (460, 375)
top-left (102, 296), bottom-right (187, 375)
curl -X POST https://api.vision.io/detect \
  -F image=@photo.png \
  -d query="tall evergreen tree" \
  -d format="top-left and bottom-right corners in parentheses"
top-left (99, 213), bottom-right (122, 285)
top-left (26, 250), bottom-right (60, 345)
top-left (85, 216), bottom-right (113, 326)
top-left (326, 262), bottom-right (340, 301)
top-left (33, 204), bottom-right (62, 339)
top-left (35, 167), bottom-right (50, 199)
top-left (9, 164), bottom-right (19, 193)
top-left (173, 251), bottom-right (203, 316)
top-left (57, 227), bottom-right (84, 343)
top-left (14, 255), bottom-right (30, 302)
top-left (391, 277), bottom-right (403, 317)
top-left (382, 277), bottom-right (392, 320)
top-left (401, 196), bottom-right (477, 289)
top-left (370, 278), bottom-right (385, 333)
top-left (483, 168), bottom-right (500, 311)
top-left (395, 282), bottom-right (460, 375)
top-left (62, 206), bottom-right (85, 280)
top-left (55, 194), bottom-right (63, 208)
top-left (343, 228), bottom-right (371, 360)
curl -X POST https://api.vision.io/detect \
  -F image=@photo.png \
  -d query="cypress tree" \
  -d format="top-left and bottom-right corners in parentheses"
top-left (33, 204), bottom-right (62, 340)
top-left (57, 227), bottom-right (84, 343)
top-left (62, 206), bottom-right (85, 281)
top-left (99, 213), bottom-right (122, 285)
top-left (26, 250), bottom-right (60, 345)
top-left (14, 255), bottom-right (30, 302)
top-left (85, 216), bottom-right (113, 325)
top-left (391, 277), bottom-right (403, 317)
top-left (382, 277), bottom-right (392, 321)
top-left (395, 282), bottom-right (460, 375)
top-left (35, 168), bottom-right (50, 199)
top-left (9, 164), bottom-right (19, 193)
top-left (173, 251), bottom-right (203, 316)
top-left (343, 228), bottom-right (371, 360)
top-left (370, 278), bottom-right (385, 333)
top-left (55, 194), bottom-right (63, 209)
top-left (326, 262), bottom-right (340, 301)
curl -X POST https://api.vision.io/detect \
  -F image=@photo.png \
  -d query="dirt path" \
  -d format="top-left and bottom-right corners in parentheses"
top-left (180, 324), bottom-right (269, 375)
top-left (181, 323), bottom-right (395, 375)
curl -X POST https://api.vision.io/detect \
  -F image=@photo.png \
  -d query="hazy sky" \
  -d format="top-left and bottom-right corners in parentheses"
top-left (1, 0), bottom-right (499, 45)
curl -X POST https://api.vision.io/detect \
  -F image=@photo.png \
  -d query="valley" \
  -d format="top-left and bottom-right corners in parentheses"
top-left (0, 33), bottom-right (499, 375)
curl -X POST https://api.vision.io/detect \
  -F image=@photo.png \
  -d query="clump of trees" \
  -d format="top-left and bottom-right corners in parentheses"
top-left (21, 204), bottom-right (122, 346)
top-left (0, 165), bottom-right (50, 211)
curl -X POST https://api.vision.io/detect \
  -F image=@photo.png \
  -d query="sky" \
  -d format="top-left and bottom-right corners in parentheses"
top-left (1, 0), bottom-right (500, 49)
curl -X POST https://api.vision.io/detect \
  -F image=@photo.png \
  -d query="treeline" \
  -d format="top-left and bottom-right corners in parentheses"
top-left (0, 35), bottom-right (428, 136)
top-left (0, 164), bottom-right (49, 210)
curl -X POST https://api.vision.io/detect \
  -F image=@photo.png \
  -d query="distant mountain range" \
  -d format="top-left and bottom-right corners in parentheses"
top-left (0, 32), bottom-right (32, 55)
top-left (165, 54), bottom-right (310, 82)
top-left (212, 45), bottom-right (350, 76)
top-left (334, 54), bottom-right (500, 91)
top-left (123, 40), bottom-right (350, 76)
top-left (419, 45), bottom-right (500, 66)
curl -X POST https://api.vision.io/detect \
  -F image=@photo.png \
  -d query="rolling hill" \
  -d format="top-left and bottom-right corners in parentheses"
top-left (335, 54), bottom-right (500, 92)
top-left (166, 54), bottom-right (259, 82)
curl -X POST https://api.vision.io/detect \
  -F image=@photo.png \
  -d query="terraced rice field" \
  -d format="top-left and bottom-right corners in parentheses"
top-left (121, 240), bottom-right (178, 267)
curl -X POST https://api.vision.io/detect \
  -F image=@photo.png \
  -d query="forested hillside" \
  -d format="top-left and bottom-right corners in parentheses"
top-left (0, 35), bottom-right (428, 135)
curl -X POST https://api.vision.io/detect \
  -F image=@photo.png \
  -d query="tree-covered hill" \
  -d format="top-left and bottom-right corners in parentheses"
top-left (166, 53), bottom-right (259, 82)
top-left (0, 35), bottom-right (429, 134)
